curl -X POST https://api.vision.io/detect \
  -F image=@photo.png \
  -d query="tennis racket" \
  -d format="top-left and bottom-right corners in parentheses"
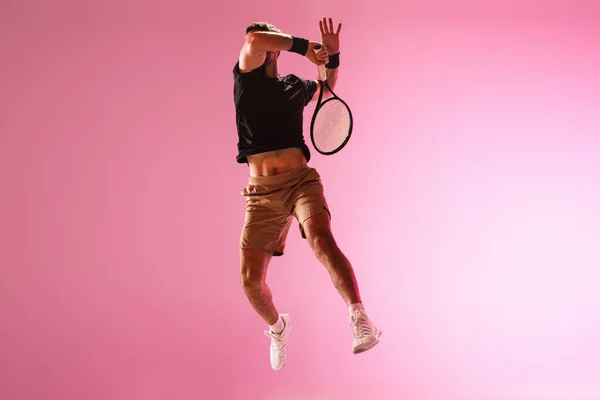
top-left (309, 45), bottom-right (353, 155)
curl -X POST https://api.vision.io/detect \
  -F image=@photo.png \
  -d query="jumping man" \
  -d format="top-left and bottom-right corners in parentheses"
top-left (232, 17), bottom-right (381, 371)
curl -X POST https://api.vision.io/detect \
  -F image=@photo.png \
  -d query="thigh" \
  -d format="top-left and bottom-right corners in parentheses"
top-left (241, 182), bottom-right (292, 256)
top-left (241, 205), bottom-right (293, 256)
top-left (290, 169), bottom-right (331, 239)
top-left (301, 211), bottom-right (333, 242)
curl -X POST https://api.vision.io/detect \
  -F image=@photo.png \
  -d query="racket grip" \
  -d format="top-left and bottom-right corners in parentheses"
top-left (313, 45), bottom-right (327, 81)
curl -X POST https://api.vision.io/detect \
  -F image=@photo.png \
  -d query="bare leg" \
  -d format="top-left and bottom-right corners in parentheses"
top-left (240, 249), bottom-right (279, 325)
top-left (302, 212), bottom-right (362, 306)
top-left (302, 211), bottom-right (381, 355)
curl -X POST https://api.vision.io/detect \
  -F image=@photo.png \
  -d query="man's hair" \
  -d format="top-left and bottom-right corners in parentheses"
top-left (245, 22), bottom-right (281, 35)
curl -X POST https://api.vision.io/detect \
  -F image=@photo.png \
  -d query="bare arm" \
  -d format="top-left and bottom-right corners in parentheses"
top-left (309, 18), bottom-right (342, 101)
top-left (325, 66), bottom-right (338, 93)
top-left (238, 32), bottom-right (327, 73)
top-left (310, 65), bottom-right (338, 102)
top-left (238, 32), bottom-right (294, 73)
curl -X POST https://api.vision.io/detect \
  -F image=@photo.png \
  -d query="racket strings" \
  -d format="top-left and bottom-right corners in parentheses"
top-left (312, 100), bottom-right (351, 153)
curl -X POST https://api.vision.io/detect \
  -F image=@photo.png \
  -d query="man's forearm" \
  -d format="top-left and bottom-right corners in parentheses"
top-left (325, 66), bottom-right (338, 95)
top-left (248, 32), bottom-right (295, 53)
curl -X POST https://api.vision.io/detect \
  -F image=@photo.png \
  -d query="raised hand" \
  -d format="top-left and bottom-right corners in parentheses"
top-left (319, 17), bottom-right (342, 55)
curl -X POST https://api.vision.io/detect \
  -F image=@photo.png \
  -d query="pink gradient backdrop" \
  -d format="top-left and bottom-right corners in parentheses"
top-left (1, 1), bottom-right (600, 399)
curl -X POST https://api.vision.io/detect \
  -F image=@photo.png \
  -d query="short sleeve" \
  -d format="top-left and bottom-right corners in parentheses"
top-left (301, 78), bottom-right (318, 105)
top-left (233, 61), bottom-right (265, 83)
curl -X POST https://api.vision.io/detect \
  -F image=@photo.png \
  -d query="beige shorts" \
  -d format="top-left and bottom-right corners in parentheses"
top-left (240, 166), bottom-right (330, 256)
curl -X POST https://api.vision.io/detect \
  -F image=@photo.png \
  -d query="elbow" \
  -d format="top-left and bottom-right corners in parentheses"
top-left (246, 32), bottom-right (258, 45)
top-left (246, 32), bottom-right (264, 52)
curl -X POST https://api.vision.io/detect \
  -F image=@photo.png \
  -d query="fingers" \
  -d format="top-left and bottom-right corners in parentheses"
top-left (319, 17), bottom-right (341, 35)
top-left (309, 41), bottom-right (329, 64)
top-left (315, 47), bottom-right (328, 61)
top-left (310, 53), bottom-right (328, 66)
top-left (317, 52), bottom-right (328, 63)
top-left (321, 17), bottom-right (328, 34)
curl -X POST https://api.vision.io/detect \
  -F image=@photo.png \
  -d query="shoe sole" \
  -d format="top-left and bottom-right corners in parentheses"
top-left (352, 330), bottom-right (382, 354)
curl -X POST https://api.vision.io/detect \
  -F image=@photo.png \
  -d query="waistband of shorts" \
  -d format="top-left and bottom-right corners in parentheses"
top-left (248, 166), bottom-right (313, 187)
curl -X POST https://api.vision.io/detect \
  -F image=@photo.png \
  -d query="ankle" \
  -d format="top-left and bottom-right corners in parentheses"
top-left (269, 315), bottom-right (285, 334)
top-left (349, 303), bottom-right (365, 315)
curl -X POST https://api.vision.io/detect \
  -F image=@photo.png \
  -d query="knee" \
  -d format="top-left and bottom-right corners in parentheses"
top-left (309, 231), bottom-right (336, 257)
top-left (240, 249), bottom-right (270, 293)
top-left (240, 264), bottom-right (263, 293)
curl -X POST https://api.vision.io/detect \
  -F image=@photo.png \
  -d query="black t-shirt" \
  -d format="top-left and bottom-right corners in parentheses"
top-left (232, 61), bottom-right (318, 164)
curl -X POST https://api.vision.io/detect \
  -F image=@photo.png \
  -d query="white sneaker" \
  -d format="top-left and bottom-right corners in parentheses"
top-left (264, 313), bottom-right (292, 370)
top-left (350, 310), bottom-right (381, 354)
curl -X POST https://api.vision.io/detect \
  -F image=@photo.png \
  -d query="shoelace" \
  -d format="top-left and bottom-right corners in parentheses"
top-left (350, 313), bottom-right (372, 338)
top-left (264, 330), bottom-right (287, 353)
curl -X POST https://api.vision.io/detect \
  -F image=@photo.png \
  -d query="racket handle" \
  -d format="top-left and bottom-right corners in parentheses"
top-left (313, 45), bottom-right (327, 81)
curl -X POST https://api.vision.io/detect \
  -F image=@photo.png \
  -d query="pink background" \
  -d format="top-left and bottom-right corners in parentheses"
top-left (2, 1), bottom-right (600, 399)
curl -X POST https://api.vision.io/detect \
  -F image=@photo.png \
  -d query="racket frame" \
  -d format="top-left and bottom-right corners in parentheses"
top-left (309, 46), bottom-right (354, 155)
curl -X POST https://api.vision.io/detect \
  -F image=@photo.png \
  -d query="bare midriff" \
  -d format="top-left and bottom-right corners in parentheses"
top-left (247, 147), bottom-right (308, 177)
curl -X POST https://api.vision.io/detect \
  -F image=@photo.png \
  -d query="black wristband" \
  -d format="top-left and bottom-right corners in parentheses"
top-left (288, 36), bottom-right (309, 56)
top-left (325, 52), bottom-right (340, 69)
